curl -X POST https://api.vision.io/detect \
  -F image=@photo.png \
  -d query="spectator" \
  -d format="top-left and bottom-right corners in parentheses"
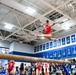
top-left (19, 63), bottom-right (25, 75)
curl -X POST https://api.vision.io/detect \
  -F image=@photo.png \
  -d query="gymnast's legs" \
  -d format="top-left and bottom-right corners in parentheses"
top-left (35, 34), bottom-right (57, 41)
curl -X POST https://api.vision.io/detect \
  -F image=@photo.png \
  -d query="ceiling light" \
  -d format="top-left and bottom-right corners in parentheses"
top-left (3, 22), bottom-right (14, 29)
top-left (62, 25), bottom-right (70, 30)
top-left (25, 7), bottom-right (36, 15)
top-left (61, 21), bottom-right (73, 30)
top-left (63, 27), bottom-right (70, 30)
top-left (63, 18), bottom-right (68, 22)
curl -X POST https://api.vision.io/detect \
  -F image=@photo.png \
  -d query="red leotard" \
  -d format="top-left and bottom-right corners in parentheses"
top-left (8, 61), bottom-right (15, 73)
top-left (36, 62), bottom-right (41, 71)
top-left (44, 25), bottom-right (51, 34)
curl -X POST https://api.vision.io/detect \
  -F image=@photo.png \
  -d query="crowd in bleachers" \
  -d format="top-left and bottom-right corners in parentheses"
top-left (0, 59), bottom-right (76, 75)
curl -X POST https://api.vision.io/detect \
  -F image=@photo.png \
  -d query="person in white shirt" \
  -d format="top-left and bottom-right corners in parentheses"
top-left (43, 63), bottom-right (49, 75)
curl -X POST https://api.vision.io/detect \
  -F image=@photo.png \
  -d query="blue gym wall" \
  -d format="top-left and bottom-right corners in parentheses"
top-left (8, 33), bottom-right (76, 60)
top-left (34, 33), bottom-right (76, 59)
top-left (0, 33), bottom-right (76, 63)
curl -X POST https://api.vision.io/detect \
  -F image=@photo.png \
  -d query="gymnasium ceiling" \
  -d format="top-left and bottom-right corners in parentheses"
top-left (0, 0), bottom-right (76, 45)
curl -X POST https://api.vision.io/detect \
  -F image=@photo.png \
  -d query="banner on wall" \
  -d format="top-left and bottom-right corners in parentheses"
top-left (53, 51), bottom-right (57, 59)
top-left (40, 45), bottom-right (42, 51)
top-left (43, 53), bottom-right (47, 58)
top-left (53, 40), bottom-right (57, 47)
top-left (43, 53), bottom-right (45, 58)
top-left (57, 39), bottom-right (61, 46)
top-left (50, 42), bottom-right (53, 48)
top-left (72, 46), bottom-right (76, 56)
top-left (67, 48), bottom-right (71, 57)
top-left (34, 47), bottom-right (36, 52)
top-left (62, 49), bottom-right (66, 58)
top-left (57, 50), bottom-right (62, 59)
top-left (43, 44), bottom-right (45, 50)
top-left (49, 51), bottom-right (53, 59)
top-left (46, 53), bottom-right (49, 58)
top-left (37, 46), bottom-right (39, 51)
top-left (62, 38), bottom-right (65, 45)
top-left (46, 43), bottom-right (49, 49)
top-left (66, 36), bottom-right (70, 44)
top-left (71, 34), bottom-right (76, 43)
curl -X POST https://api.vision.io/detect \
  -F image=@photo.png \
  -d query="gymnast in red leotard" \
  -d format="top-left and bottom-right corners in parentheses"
top-left (6, 60), bottom-right (15, 75)
top-left (36, 62), bottom-right (41, 75)
top-left (35, 20), bottom-right (62, 40)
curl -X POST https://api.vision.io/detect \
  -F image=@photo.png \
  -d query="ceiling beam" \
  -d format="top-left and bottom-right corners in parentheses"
top-left (0, 0), bottom-right (55, 23)
top-left (14, 34), bottom-right (39, 42)
top-left (41, 0), bottom-right (76, 23)
top-left (53, 25), bottom-right (76, 38)
top-left (41, 0), bottom-right (72, 17)
top-left (3, 19), bottom-right (38, 40)
top-left (0, 0), bottom-right (37, 18)
top-left (2, 0), bottom-right (72, 40)
top-left (24, 0), bottom-right (46, 13)
top-left (0, 0), bottom-right (53, 23)
top-left (22, 0), bottom-right (73, 34)
top-left (0, 0), bottom-right (53, 40)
